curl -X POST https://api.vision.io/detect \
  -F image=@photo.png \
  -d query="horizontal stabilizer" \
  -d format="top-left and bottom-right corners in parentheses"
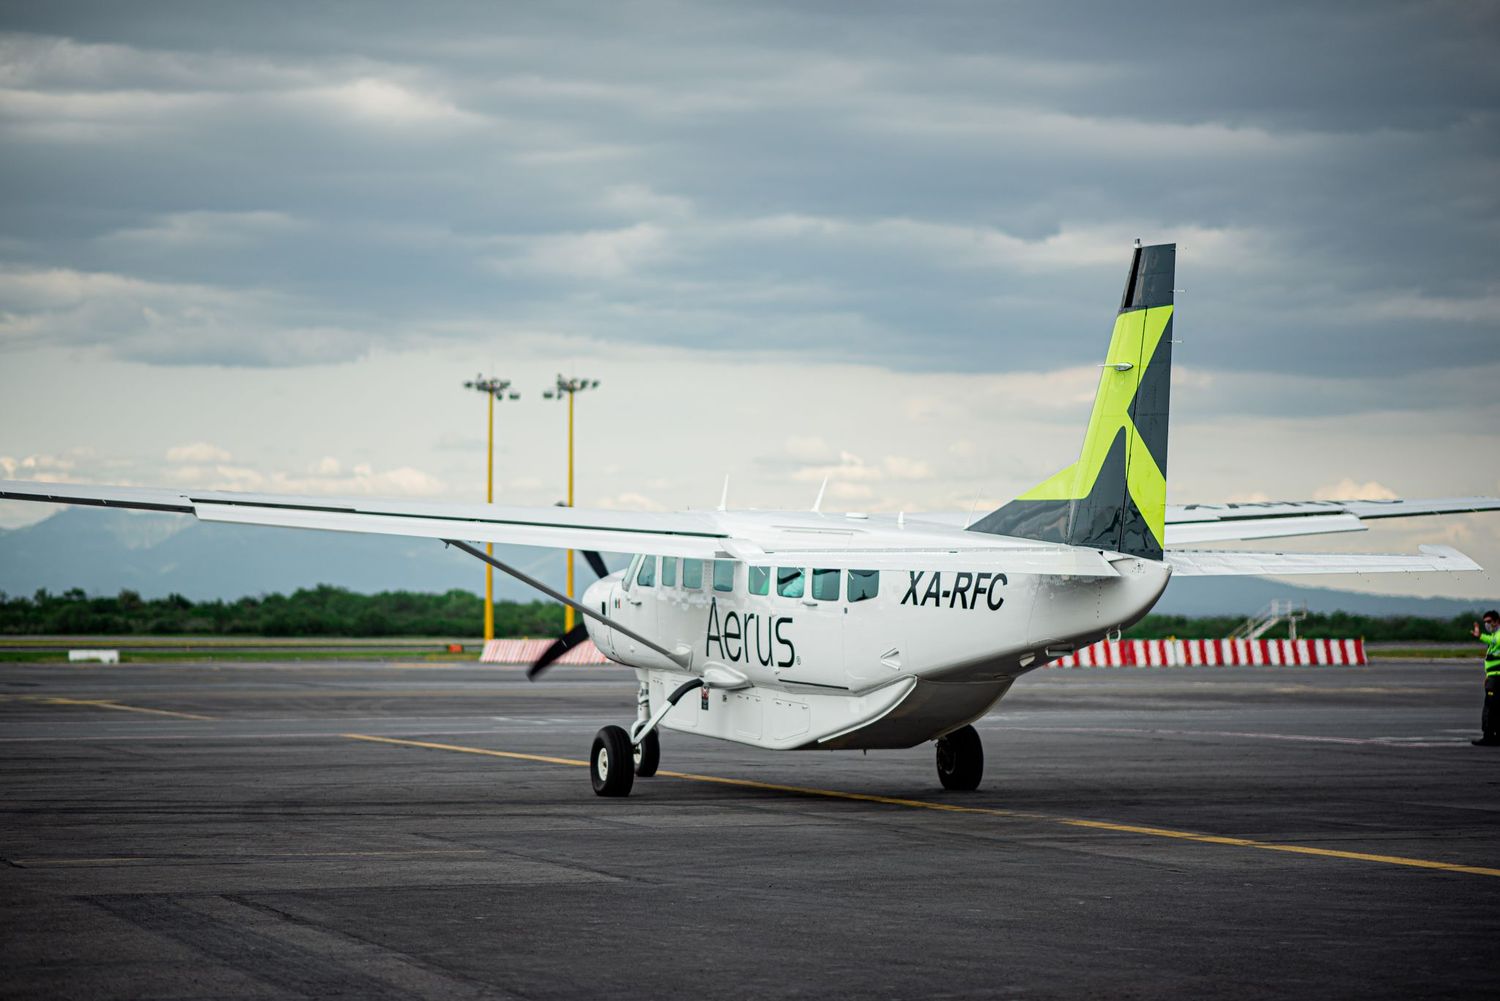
top-left (1164, 545), bottom-right (1480, 577)
top-left (1166, 497), bottom-right (1500, 545)
top-left (1165, 513), bottom-right (1367, 545)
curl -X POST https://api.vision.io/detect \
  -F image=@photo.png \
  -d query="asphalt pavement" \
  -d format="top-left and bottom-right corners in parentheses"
top-left (2, 659), bottom-right (1497, 999)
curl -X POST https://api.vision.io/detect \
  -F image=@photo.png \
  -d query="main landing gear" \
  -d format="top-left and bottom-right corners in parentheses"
top-left (935, 724), bottom-right (984, 791)
top-left (590, 678), bottom-right (702, 797)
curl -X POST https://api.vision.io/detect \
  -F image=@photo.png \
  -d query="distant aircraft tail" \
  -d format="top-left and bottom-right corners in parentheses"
top-left (969, 242), bottom-right (1175, 560)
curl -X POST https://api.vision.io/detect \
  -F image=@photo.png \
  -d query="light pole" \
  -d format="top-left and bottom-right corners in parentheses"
top-left (463, 374), bottom-right (519, 641)
top-left (543, 374), bottom-right (600, 632)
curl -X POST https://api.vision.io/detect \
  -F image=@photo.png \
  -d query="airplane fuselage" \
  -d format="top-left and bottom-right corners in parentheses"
top-left (583, 515), bottom-right (1171, 752)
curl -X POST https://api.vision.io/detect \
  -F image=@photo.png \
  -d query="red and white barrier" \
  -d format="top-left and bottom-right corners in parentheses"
top-left (1047, 638), bottom-right (1365, 668)
top-left (479, 638), bottom-right (609, 665)
top-left (477, 637), bottom-right (1366, 669)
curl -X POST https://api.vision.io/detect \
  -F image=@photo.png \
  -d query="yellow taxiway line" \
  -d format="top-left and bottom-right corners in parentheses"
top-left (343, 732), bottom-right (1500, 880)
top-left (345, 733), bottom-right (585, 768)
top-left (31, 697), bottom-right (216, 721)
top-left (15, 849), bottom-right (487, 867)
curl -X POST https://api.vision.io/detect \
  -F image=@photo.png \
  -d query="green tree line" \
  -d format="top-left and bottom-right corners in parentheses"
top-left (0, 586), bottom-right (565, 637)
top-left (0, 587), bottom-right (1487, 641)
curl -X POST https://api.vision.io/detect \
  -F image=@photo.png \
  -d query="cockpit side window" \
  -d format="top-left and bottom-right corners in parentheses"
top-left (636, 556), bottom-right (656, 588)
top-left (623, 553), bottom-right (643, 592)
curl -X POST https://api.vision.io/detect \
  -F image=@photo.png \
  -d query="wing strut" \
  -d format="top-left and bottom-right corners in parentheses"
top-left (442, 539), bottom-right (689, 668)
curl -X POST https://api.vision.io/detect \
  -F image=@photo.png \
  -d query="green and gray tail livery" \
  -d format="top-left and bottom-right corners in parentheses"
top-left (969, 242), bottom-right (1174, 560)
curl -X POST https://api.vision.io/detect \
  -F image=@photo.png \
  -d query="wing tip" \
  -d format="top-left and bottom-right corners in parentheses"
top-left (1418, 544), bottom-right (1483, 571)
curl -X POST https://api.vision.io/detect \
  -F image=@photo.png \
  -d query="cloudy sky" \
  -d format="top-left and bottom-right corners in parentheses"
top-left (1, 1), bottom-right (1497, 598)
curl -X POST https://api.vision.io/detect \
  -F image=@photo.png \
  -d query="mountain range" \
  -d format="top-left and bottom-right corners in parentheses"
top-left (0, 508), bottom-right (1487, 618)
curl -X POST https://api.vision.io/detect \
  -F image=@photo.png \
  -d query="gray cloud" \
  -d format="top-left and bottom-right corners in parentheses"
top-left (0, 1), bottom-right (1496, 415)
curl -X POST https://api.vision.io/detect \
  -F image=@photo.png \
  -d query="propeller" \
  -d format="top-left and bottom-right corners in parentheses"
top-left (528, 547), bottom-right (610, 680)
top-left (528, 621), bottom-right (590, 680)
top-left (581, 548), bottom-right (609, 580)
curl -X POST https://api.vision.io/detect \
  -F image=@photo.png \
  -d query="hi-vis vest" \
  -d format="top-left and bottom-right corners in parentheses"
top-left (1483, 631), bottom-right (1500, 675)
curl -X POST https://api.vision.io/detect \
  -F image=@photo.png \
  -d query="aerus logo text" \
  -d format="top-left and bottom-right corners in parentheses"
top-left (900, 571), bottom-right (1007, 610)
top-left (706, 597), bottom-right (796, 667)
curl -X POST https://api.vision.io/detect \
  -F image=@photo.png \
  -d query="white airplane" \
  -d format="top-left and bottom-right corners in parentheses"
top-left (4, 242), bottom-right (1496, 797)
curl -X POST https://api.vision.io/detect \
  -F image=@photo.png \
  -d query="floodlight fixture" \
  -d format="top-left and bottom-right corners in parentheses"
top-left (463, 374), bottom-right (517, 400)
top-left (550, 373), bottom-right (600, 399)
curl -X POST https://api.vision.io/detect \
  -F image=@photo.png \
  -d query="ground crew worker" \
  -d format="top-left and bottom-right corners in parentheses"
top-left (1471, 610), bottom-right (1500, 746)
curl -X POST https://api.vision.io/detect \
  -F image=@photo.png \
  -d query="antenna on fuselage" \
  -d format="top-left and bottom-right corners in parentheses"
top-left (963, 487), bottom-right (983, 529)
top-left (717, 475), bottom-right (730, 512)
top-left (811, 476), bottom-right (828, 514)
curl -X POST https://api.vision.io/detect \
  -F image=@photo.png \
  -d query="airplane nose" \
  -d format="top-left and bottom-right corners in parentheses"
top-left (582, 577), bottom-right (609, 613)
top-left (579, 577), bottom-right (616, 655)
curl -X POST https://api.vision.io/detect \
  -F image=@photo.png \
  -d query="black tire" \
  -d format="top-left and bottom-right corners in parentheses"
top-left (935, 724), bottom-right (984, 791)
top-left (633, 729), bottom-right (660, 777)
top-left (591, 725), bottom-right (635, 797)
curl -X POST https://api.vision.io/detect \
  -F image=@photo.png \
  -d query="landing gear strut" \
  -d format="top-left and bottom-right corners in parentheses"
top-left (591, 678), bottom-right (703, 797)
top-left (935, 724), bottom-right (984, 791)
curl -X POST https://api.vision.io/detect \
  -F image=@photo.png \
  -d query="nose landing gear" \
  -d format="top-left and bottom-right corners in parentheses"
top-left (590, 725), bottom-right (635, 796)
top-left (633, 729), bottom-right (660, 777)
top-left (591, 678), bottom-right (703, 797)
top-left (935, 724), bottom-right (984, 791)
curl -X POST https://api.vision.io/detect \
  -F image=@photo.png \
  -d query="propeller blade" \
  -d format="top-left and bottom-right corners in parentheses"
top-left (528, 622), bottom-right (591, 680)
top-left (551, 501), bottom-right (608, 579)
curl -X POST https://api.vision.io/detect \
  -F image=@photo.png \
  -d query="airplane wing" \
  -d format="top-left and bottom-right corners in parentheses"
top-left (0, 480), bottom-right (730, 560)
top-left (1164, 545), bottom-right (1480, 576)
top-left (0, 479), bottom-right (1123, 577)
top-left (721, 542), bottom-right (1120, 576)
top-left (1, 479), bottom-right (1482, 579)
top-left (1164, 497), bottom-right (1500, 545)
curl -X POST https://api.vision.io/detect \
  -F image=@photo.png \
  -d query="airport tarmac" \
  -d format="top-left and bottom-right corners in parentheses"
top-left (2, 658), bottom-right (1497, 1000)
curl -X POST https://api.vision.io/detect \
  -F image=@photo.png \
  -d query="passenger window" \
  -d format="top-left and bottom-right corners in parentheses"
top-left (776, 567), bottom-right (805, 599)
top-left (661, 557), bottom-right (678, 588)
top-left (682, 559), bottom-right (703, 590)
top-left (812, 568), bottom-right (840, 601)
top-left (636, 556), bottom-right (656, 588)
top-left (847, 569), bottom-right (879, 602)
top-left (748, 566), bottom-right (771, 596)
top-left (713, 560), bottom-right (735, 592)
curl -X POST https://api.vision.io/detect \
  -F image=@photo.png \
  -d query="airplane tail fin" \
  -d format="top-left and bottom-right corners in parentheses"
top-left (969, 242), bottom-right (1175, 560)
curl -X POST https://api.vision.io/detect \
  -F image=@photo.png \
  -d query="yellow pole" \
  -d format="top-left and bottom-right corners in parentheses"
top-left (484, 390), bottom-right (495, 642)
top-left (565, 388), bottom-right (575, 632)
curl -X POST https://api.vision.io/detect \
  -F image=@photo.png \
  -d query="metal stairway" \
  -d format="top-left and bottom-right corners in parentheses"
top-left (1230, 599), bottom-right (1309, 641)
